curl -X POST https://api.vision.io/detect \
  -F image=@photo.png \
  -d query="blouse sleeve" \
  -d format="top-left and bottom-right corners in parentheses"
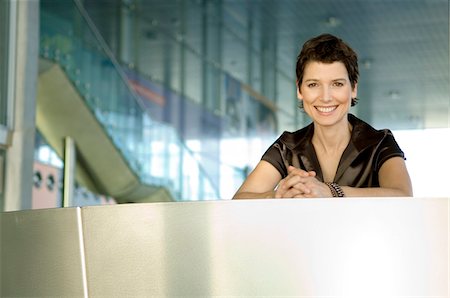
top-left (261, 140), bottom-right (289, 177)
top-left (375, 130), bottom-right (405, 172)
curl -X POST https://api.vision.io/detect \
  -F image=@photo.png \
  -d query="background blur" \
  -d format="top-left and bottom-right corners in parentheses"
top-left (0, 0), bottom-right (449, 210)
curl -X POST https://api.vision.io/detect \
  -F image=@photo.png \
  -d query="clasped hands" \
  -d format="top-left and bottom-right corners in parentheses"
top-left (274, 166), bottom-right (331, 198)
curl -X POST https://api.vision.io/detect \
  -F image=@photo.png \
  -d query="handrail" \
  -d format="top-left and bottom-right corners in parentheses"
top-left (72, 0), bottom-right (146, 114)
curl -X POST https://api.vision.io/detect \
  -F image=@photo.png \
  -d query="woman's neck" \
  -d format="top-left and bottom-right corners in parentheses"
top-left (312, 120), bottom-right (352, 155)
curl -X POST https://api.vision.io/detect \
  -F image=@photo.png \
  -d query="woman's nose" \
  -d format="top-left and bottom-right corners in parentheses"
top-left (321, 87), bottom-right (332, 102)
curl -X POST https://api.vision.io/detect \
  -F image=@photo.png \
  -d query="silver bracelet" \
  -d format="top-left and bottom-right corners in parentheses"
top-left (325, 182), bottom-right (345, 197)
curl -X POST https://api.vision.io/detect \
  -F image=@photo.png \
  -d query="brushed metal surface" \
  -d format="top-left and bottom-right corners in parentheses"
top-left (1, 207), bottom-right (86, 297)
top-left (81, 198), bottom-right (449, 297)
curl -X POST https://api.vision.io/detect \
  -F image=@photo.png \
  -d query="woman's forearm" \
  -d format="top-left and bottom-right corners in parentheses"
top-left (233, 190), bottom-right (276, 199)
top-left (341, 186), bottom-right (413, 197)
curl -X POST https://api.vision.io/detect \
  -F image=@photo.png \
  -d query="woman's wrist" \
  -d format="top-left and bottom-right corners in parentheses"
top-left (325, 182), bottom-right (345, 197)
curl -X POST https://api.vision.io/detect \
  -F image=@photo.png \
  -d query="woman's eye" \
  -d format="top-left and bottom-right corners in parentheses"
top-left (333, 82), bottom-right (344, 87)
top-left (307, 83), bottom-right (317, 88)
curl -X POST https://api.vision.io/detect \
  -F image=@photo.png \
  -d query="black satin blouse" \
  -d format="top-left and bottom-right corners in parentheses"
top-left (261, 114), bottom-right (405, 187)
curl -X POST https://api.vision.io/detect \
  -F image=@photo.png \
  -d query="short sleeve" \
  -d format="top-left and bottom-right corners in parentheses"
top-left (375, 130), bottom-right (405, 172)
top-left (261, 140), bottom-right (288, 177)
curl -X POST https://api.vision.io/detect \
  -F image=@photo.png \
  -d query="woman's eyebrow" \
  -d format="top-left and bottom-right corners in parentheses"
top-left (303, 78), bottom-right (347, 82)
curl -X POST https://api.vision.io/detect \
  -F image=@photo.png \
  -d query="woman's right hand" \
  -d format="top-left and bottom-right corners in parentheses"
top-left (275, 166), bottom-right (316, 198)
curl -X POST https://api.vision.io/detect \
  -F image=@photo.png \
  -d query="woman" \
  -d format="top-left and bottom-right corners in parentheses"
top-left (233, 34), bottom-right (413, 199)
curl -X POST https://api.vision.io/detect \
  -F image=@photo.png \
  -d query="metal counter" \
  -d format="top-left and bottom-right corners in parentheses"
top-left (1, 198), bottom-right (449, 297)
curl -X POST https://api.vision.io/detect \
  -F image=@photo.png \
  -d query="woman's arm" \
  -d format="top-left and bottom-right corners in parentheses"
top-left (233, 161), bottom-right (282, 199)
top-left (341, 156), bottom-right (413, 197)
top-left (234, 157), bottom-right (413, 199)
top-left (285, 157), bottom-right (413, 198)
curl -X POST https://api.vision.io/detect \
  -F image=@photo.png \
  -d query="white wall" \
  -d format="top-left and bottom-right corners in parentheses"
top-left (394, 128), bottom-right (450, 198)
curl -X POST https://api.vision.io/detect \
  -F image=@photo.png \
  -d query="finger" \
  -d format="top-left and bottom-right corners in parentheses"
top-left (275, 187), bottom-right (303, 198)
top-left (293, 193), bottom-right (317, 198)
top-left (292, 182), bottom-right (312, 194)
top-left (293, 193), bottom-right (313, 198)
top-left (276, 176), bottom-right (295, 191)
top-left (282, 175), bottom-right (311, 190)
top-left (283, 188), bottom-right (304, 198)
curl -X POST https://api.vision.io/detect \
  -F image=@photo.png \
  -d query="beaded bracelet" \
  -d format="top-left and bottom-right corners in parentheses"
top-left (325, 182), bottom-right (345, 197)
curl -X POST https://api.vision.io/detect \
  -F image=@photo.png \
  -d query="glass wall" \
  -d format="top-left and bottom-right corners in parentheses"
top-left (85, 0), bottom-right (282, 199)
top-left (37, 0), bottom-right (449, 201)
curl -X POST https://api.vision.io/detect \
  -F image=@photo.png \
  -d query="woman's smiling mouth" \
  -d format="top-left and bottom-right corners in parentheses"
top-left (315, 105), bottom-right (337, 113)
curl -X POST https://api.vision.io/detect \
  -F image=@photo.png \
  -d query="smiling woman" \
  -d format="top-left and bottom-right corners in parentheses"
top-left (233, 34), bottom-right (413, 200)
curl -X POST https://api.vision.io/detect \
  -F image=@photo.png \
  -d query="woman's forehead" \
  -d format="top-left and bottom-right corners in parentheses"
top-left (304, 61), bottom-right (347, 74)
top-left (303, 61), bottom-right (348, 77)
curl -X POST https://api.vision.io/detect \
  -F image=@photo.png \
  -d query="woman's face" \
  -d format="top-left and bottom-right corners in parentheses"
top-left (298, 61), bottom-right (357, 127)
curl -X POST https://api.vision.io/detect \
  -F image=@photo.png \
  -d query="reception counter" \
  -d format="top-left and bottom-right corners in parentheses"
top-left (1, 197), bottom-right (449, 297)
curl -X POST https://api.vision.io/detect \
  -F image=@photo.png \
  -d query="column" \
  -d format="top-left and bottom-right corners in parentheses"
top-left (3, 0), bottom-right (39, 211)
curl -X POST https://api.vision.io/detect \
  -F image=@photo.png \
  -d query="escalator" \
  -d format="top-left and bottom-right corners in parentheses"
top-left (37, 59), bottom-right (173, 203)
top-left (38, 2), bottom-right (220, 202)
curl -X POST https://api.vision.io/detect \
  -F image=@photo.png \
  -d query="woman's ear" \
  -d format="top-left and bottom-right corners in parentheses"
top-left (352, 82), bottom-right (358, 98)
top-left (297, 87), bottom-right (303, 100)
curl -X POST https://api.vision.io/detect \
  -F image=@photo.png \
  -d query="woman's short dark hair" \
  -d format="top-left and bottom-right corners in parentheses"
top-left (296, 33), bottom-right (359, 106)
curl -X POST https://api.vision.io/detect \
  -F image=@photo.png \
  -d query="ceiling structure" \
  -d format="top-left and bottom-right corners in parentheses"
top-left (88, 0), bottom-right (449, 131)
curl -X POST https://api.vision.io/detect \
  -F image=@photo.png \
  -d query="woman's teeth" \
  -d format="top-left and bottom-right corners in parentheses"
top-left (316, 106), bottom-right (337, 113)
